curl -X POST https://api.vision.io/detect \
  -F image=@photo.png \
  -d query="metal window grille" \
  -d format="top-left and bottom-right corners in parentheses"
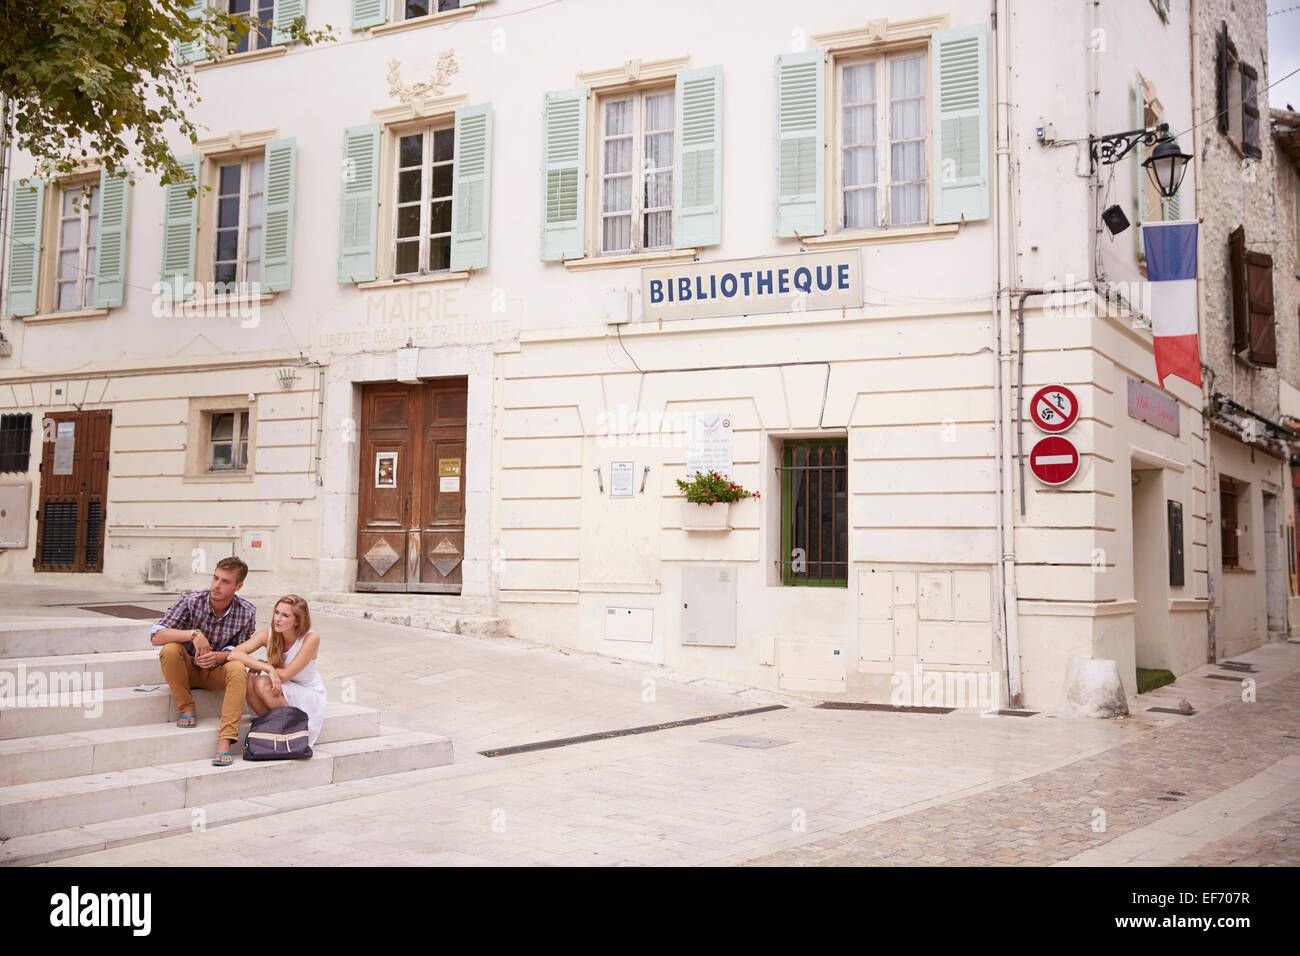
top-left (780, 439), bottom-right (848, 586)
top-left (0, 413), bottom-right (33, 472)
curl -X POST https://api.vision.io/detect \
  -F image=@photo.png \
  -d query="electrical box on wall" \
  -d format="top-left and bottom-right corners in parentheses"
top-left (605, 607), bottom-right (653, 643)
top-left (240, 529), bottom-right (275, 571)
top-left (0, 481), bottom-right (31, 548)
top-left (681, 565), bottom-right (737, 647)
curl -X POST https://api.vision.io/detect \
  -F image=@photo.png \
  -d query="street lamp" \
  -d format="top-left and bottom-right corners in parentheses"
top-left (1089, 122), bottom-right (1190, 200)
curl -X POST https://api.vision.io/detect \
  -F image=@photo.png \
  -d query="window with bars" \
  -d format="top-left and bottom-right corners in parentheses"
top-left (208, 411), bottom-right (250, 471)
top-left (599, 88), bottom-right (674, 254)
top-left (394, 127), bottom-right (455, 275)
top-left (781, 439), bottom-right (848, 586)
top-left (838, 51), bottom-right (928, 230)
top-left (213, 156), bottom-right (265, 289)
top-left (55, 184), bottom-right (99, 312)
top-left (229, 0), bottom-right (274, 53)
top-left (0, 413), bottom-right (33, 473)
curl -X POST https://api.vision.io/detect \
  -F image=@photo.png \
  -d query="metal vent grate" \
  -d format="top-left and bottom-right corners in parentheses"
top-left (40, 501), bottom-right (79, 566)
top-left (84, 500), bottom-right (103, 571)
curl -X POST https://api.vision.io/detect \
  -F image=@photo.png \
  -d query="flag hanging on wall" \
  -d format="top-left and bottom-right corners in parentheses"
top-left (1142, 220), bottom-right (1201, 389)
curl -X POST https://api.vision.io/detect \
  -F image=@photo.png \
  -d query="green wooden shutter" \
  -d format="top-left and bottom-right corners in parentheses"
top-left (272, 0), bottom-right (305, 45)
top-left (338, 124), bottom-right (381, 283)
top-left (178, 0), bottom-right (209, 63)
top-left (675, 65), bottom-right (723, 249)
top-left (1133, 76), bottom-right (1147, 254)
top-left (450, 104), bottom-right (492, 272)
top-left (540, 88), bottom-right (587, 262)
top-left (5, 178), bottom-right (44, 317)
top-left (262, 138), bottom-right (297, 292)
top-left (773, 50), bottom-right (824, 238)
top-left (932, 24), bottom-right (989, 224)
top-left (160, 155), bottom-right (200, 302)
top-left (351, 0), bottom-right (386, 30)
top-left (93, 167), bottom-right (131, 309)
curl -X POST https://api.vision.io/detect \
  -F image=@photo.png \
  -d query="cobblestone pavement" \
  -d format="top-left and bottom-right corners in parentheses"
top-left (743, 664), bottom-right (1300, 866)
top-left (1172, 801), bottom-right (1300, 867)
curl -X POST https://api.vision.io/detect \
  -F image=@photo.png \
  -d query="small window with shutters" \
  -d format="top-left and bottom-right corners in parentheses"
top-left (773, 22), bottom-right (988, 241)
top-left (540, 61), bottom-right (722, 263)
top-left (1216, 23), bottom-right (1261, 161)
top-left (4, 167), bottom-right (131, 318)
top-left (1229, 225), bottom-right (1276, 366)
top-left (1221, 478), bottom-right (1239, 569)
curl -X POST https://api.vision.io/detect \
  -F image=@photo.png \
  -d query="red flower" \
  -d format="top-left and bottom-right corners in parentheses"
top-left (710, 495), bottom-right (717, 502)
top-left (752, 492), bottom-right (761, 499)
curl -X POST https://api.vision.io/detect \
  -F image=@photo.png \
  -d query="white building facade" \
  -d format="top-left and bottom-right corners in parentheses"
top-left (1, 0), bottom-right (1238, 709)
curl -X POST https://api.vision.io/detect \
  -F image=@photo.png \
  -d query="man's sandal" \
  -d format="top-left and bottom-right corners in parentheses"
top-left (176, 713), bottom-right (197, 728)
top-left (211, 752), bottom-right (234, 767)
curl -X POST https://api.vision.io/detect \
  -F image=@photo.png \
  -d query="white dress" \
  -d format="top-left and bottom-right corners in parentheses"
top-left (279, 633), bottom-right (327, 746)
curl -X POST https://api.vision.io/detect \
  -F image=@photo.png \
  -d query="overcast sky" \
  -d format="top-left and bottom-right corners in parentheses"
top-left (1270, 1), bottom-right (1300, 110)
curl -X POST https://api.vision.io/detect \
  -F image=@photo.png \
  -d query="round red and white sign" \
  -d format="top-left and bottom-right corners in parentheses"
top-left (1029, 435), bottom-right (1080, 485)
top-left (1029, 385), bottom-right (1079, 433)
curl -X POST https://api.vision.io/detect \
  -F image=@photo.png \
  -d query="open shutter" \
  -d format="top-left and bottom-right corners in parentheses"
top-left (262, 138), bottom-right (297, 292)
top-left (351, 0), bottom-right (386, 30)
top-left (178, 0), bottom-right (209, 64)
top-left (540, 88), bottom-right (587, 261)
top-left (1133, 76), bottom-right (1147, 253)
top-left (932, 24), bottom-right (989, 224)
top-left (1229, 225), bottom-right (1248, 353)
top-left (674, 65), bottom-right (723, 249)
top-left (1161, 189), bottom-right (1180, 222)
top-left (1240, 63), bottom-right (1261, 160)
top-left (272, 0), bottom-right (305, 45)
top-left (1247, 250), bottom-right (1275, 366)
top-left (450, 104), bottom-right (492, 272)
top-left (338, 125), bottom-right (380, 283)
top-left (1216, 22), bottom-right (1230, 134)
top-left (93, 167), bottom-right (131, 309)
top-left (5, 179), bottom-right (44, 317)
top-left (159, 155), bottom-right (200, 302)
top-left (773, 51), bottom-right (824, 238)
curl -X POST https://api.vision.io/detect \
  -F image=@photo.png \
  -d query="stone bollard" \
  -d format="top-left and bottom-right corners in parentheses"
top-left (1059, 657), bottom-right (1129, 718)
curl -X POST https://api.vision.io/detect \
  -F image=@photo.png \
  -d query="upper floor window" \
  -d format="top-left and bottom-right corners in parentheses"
top-left (838, 52), bottom-right (927, 230)
top-left (400, 0), bottom-right (459, 19)
top-left (228, 0), bottom-right (274, 53)
top-left (55, 183), bottom-right (99, 312)
top-left (209, 410), bottom-right (250, 471)
top-left (599, 88), bottom-right (674, 254)
top-left (394, 126), bottom-right (454, 276)
top-left (1217, 21), bottom-right (1261, 160)
top-left (214, 155), bottom-right (265, 288)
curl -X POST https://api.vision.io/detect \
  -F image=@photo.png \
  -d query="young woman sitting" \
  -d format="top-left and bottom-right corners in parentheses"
top-left (228, 594), bottom-right (326, 750)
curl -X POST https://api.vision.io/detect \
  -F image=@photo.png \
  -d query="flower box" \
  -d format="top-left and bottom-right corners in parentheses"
top-left (681, 499), bottom-right (731, 531)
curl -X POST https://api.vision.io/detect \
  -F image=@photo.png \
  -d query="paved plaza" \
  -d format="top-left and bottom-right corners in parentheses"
top-left (1, 584), bottom-right (1296, 867)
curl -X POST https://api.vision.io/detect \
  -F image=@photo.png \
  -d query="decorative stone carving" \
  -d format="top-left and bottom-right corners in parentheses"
top-left (387, 51), bottom-right (459, 109)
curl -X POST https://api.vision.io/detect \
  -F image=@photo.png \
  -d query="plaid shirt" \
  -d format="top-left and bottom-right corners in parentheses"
top-left (152, 590), bottom-right (257, 668)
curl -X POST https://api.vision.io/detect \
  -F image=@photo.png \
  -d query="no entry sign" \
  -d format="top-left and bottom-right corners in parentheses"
top-left (1029, 385), bottom-right (1079, 433)
top-left (1029, 435), bottom-right (1080, 485)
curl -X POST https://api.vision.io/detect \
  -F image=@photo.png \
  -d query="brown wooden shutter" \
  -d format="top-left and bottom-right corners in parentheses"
top-left (1247, 250), bottom-right (1275, 366)
top-left (1216, 22), bottom-right (1230, 135)
top-left (1240, 62), bottom-right (1261, 160)
top-left (1230, 225), bottom-right (1249, 353)
top-left (1221, 481), bottom-right (1238, 568)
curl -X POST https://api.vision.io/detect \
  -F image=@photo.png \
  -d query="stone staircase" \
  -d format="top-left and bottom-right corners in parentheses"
top-left (309, 591), bottom-right (512, 638)
top-left (0, 616), bottom-right (454, 865)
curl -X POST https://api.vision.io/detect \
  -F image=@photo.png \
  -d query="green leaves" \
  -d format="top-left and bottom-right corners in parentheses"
top-left (676, 470), bottom-right (757, 504)
top-left (0, 1), bottom-right (335, 187)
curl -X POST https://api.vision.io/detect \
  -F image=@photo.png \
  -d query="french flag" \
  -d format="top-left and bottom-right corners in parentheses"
top-left (1143, 220), bottom-right (1201, 389)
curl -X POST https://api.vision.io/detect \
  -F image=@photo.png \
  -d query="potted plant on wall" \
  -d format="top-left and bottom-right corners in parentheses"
top-left (677, 470), bottom-right (759, 531)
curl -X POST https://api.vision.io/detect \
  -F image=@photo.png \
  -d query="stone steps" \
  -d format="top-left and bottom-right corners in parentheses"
top-left (1, 649), bottom-right (163, 690)
top-left (312, 600), bottom-right (511, 639)
top-left (0, 762), bottom-right (472, 867)
top-left (0, 618), bottom-right (150, 658)
top-left (0, 727), bottom-right (452, 840)
top-left (0, 702), bottom-right (381, 785)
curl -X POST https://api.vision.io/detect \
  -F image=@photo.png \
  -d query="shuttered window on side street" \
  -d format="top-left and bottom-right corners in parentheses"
top-left (781, 439), bottom-right (848, 587)
top-left (1221, 479), bottom-right (1239, 569)
top-left (1229, 225), bottom-right (1276, 366)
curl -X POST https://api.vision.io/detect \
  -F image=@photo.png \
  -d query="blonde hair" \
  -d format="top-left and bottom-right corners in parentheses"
top-left (268, 595), bottom-right (312, 668)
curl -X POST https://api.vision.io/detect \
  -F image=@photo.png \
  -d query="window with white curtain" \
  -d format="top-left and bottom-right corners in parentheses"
top-left (599, 87), bottom-right (674, 254)
top-left (839, 51), bottom-right (928, 229)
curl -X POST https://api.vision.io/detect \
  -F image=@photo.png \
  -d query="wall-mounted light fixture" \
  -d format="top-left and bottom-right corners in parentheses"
top-left (1090, 122), bottom-right (1190, 200)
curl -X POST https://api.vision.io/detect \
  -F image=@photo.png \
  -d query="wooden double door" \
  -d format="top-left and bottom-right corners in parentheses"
top-left (36, 409), bottom-right (111, 573)
top-left (356, 379), bottom-right (467, 593)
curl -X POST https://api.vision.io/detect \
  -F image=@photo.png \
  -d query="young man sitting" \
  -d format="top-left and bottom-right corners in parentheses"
top-left (151, 556), bottom-right (257, 766)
